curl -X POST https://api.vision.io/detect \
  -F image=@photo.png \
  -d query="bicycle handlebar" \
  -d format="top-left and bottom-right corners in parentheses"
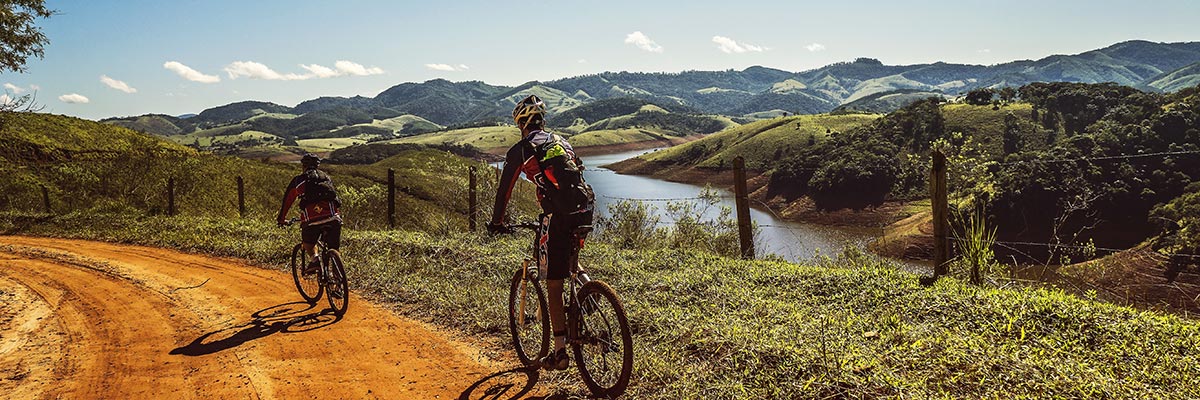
top-left (280, 217), bottom-right (301, 227)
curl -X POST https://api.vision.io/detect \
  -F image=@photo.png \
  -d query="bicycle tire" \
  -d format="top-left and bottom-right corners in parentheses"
top-left (572, 280), bottom-right (633, 398)
top-left (324, 249), bottom-right (349, 315)
top-left (290, 243), bottom-right (323, 303)
top-left (508, 266), bottom-right (550, 366)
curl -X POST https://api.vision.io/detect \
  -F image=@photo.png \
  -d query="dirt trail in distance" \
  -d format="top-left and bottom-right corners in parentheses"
top-left (0, 236), bottom-right (533, 399)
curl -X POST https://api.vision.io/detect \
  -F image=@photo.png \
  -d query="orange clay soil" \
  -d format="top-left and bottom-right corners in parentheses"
top-left (0, 236), bottom-right (545, 399)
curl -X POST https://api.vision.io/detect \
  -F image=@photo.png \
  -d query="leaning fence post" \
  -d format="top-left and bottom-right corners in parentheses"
top-left (41, 185), bottom-right (51, 214)
top-left (168, 178), bottom-right (176, 216)
top-left (236, 176), bottom-right (246, 218)
top-left (469, 166), bottom-right (478, 232)
top-left (931, 149), bottom-right (950, 278)
top-left (387, 168), bottom-right (396, 229)
top-left (732, 156), bottom-right (755, 259)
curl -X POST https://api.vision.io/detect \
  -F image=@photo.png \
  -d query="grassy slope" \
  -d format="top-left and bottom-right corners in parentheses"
top-left (941, 102), bottom-right (1049, 154)
top-left (0, 112), bottom-right (535, 229)
top-left (2, 213), bottom-right (1196, 399)
top-left (363, 114), bottom-right (443, 133)
top-left (642, 114), bottom-right (881, 171)
top-left (385, 126), bottom-right (516, 152)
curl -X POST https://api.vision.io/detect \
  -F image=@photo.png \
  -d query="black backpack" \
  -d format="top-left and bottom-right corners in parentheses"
top-left (529, 134), bottom-right (595, 225)
top-left (299, 169), bottom-right (341, 208)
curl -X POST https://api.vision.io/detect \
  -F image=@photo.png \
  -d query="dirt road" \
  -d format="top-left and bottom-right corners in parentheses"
top-left (0, 236), bottom-right (519, 399)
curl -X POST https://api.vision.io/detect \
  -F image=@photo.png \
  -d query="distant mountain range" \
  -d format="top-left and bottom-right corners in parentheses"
top-left (105, 40), bottom-right (1200, 137)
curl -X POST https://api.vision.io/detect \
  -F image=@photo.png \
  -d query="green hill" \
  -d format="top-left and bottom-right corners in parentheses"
top-left (1146, 62), bottom-right (1200, 92)
top-left (102, 113), bottom-right (197, 136)
top-left (0, 112), bottom-right (535, 229)
top-left (833, 89), bottom-right (948, 114)
top-left (633, 113), bottom-right (880, 171)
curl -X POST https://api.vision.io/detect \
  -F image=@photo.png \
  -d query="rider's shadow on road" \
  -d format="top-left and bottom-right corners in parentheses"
top-left (459, 366), bottom-right (594, 400)
top-left (169, 301), bottom-right (340, 357)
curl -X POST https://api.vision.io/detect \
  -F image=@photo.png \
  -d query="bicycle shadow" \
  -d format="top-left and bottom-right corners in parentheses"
top-left (169, 301), bottom-right (342, 356)
top-left (458, 365), bottom-right (596, 400)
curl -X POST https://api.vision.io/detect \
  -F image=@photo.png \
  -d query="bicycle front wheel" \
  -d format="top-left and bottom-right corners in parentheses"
top-left (508, 265), bottom-right (549, 366)
top-left (572, 280), bottom-right (634, 398)
top-left (324, 249), bottom-right (349, 315)
top-left (290, 243), bottom-right (322, 303)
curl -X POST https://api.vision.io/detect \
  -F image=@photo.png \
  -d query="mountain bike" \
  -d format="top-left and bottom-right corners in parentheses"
top-left (506, 219), bottom-right (634, 397)
top-left (284, 218), bottom-right (349, 315)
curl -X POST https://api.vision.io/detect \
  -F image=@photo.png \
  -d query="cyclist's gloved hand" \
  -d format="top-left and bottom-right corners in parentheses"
top-left (276, 218), bottom-right (288, 227)
top-left (486, 222), bottom-right (514, 235)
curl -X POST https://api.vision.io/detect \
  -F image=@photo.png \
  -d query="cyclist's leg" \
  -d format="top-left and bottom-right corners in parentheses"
top-left (302, 224), bottom-right (322, 254)
top-left (322, 221), bottom-right (343, 250)
top-left (543, 214), bottom-right (573, 368)
top-left (300, 225), bottom-right (322, 272)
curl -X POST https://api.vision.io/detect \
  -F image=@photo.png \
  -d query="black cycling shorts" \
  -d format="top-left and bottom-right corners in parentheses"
top-left (546, 214), bottom-right (583, 280)
top-left (302, 221), bottom-right (342, 249)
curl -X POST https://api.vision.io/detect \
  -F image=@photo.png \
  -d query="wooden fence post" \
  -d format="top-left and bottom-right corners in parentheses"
top-left (387, 168), bottom-right (396, 229)
top-left (469, 166), bottom-right (478, 232)
top-left (168, 178), bottom-right (176, 216)
top-left (41, 185), bottom-right (51, 214)
top-left (931, 149), bottom-right (950, 278)
top-left (732, 156), bottom-right (755, 259)
top-left (236, 176), bottom-right (245, 218)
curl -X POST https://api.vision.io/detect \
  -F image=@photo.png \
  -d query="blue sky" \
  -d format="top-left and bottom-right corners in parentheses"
top-left (4, 0), bottom-right (1199, 120)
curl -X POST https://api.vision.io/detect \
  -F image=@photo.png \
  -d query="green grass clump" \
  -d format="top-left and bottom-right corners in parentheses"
top-left (6, 212), bottom-right (1198, 399)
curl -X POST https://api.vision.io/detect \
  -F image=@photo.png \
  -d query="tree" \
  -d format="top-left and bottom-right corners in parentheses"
top-left (964, 88), bottom-right (996, 106)
top-left (0, 0), bottom-right (54, 73)
top-left (998, 86), bottom-right (1017, 104)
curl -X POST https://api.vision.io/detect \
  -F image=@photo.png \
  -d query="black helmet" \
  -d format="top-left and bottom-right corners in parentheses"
top-left (512, 95), bottom-right (546, 129)
top-left (300, 153), bottom-right (321, 169)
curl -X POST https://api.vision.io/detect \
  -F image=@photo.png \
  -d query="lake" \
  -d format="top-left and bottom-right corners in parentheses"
top-left (499, 148), bottom-right (879, 262)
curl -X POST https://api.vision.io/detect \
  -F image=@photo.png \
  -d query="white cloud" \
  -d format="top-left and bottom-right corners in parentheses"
top-left (225, 60), bottom-right (385, 80)
top-left (59, 93), bottom-right (90, 104)
top-left (624, 31), bottom-right (663, 53)
top-left (805, 43), bottom-right (827, 52)
top-left (978, 49), bottom-right (992, 54)
top-left (425, 63), bottom-right (469, 72)
top-left (334, 60), bottom-right (385, 76)
top-left (300, 63), bottom-right (340, 78)
top-left (4, 83), bottom-right (25, 94)
top-left (712, 36), bottom-right (767, 54)
top-left (29, 84), bottom-right (39, 91)
top-left (578, 59), bottom-right (588, 64)
top-left (163, 61), bottom-right (221, 83)
top-left (100, 75), bottom-right (137, 93)
top-left (224, 61), bottom-right (310, 80)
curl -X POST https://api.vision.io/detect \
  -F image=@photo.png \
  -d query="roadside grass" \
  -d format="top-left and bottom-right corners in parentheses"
top-left (5, 212), bottom-right (1198, 399)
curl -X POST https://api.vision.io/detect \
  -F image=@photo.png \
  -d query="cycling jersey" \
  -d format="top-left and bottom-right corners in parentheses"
top-left (278, 169), bottom-right (343, 227)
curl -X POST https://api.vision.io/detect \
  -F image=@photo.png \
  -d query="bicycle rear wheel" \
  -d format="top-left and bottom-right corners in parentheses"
top-left (290, 243), bottom-right (322, 303)
top-left (324, 249), bottom-right (349, 315)
top-left (572, 280), bottom-right (633, 398)
top-left (508, 265), bottom-right (550, 366)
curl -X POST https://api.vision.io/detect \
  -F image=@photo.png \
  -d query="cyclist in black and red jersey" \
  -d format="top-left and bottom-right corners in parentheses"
top-left (277, 153), bottom-right (343, 276)
top-left (489, 95), bottom-right (595, 371)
